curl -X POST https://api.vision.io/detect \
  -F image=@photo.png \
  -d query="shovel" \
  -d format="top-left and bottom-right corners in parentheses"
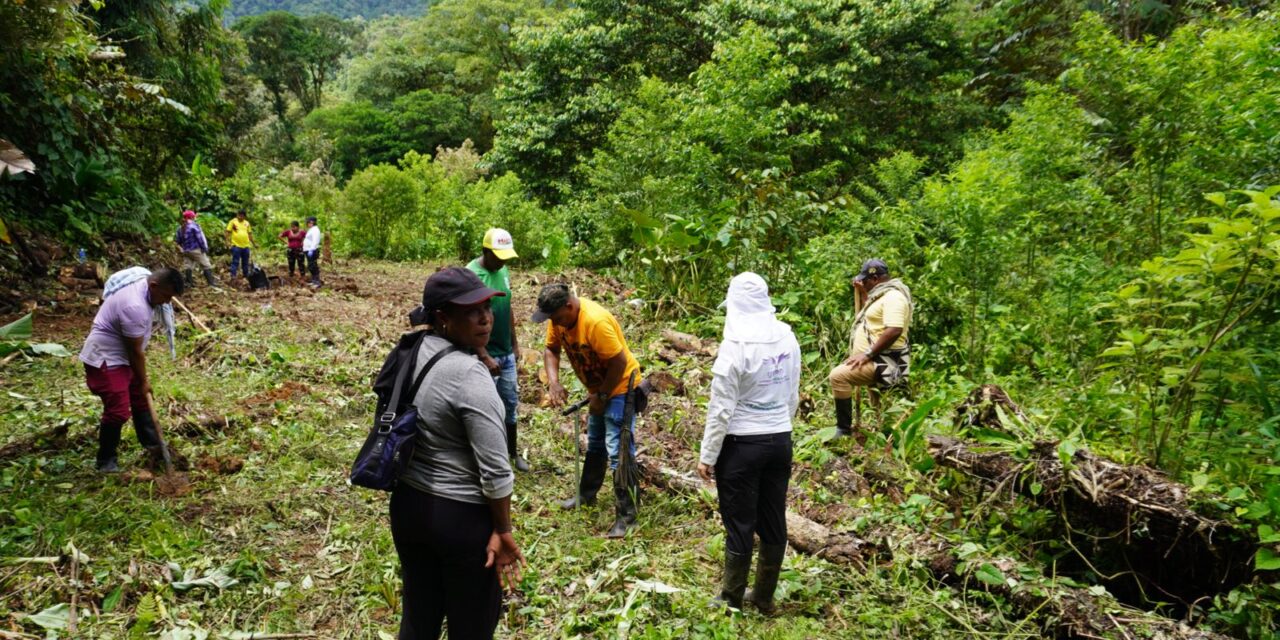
top-left (146, 391), bottom-right (190, 496)
top-left (562, 397), bottom-right (590, 504)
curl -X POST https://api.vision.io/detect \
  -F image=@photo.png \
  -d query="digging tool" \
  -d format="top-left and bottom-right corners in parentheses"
top-left (146, 391), bottom-right (190, 495)
top-left (853, 283), bottom-right (865, 443)
top-left (172, 296), bottom-right (211, 333)
top-left (562, 397), bottom-right (589, 507)
top-left (146, 392), bottom-right (175, 475)
top-left (608, 370), bottom-right (642, 539)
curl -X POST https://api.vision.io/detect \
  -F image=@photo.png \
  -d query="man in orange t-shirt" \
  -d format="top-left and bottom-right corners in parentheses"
top-left (536, 283), bottom-right (643, 538)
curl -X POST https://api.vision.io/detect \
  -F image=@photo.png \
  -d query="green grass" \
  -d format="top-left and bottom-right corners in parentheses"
top-left (0, 261), bottom-right (1032, 639)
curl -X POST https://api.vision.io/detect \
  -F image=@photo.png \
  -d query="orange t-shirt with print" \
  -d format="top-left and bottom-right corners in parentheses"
top-left (546, 298), bottom-right (641, 397)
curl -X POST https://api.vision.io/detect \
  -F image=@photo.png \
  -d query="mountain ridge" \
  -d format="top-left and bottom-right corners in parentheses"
top-left (225, 0), bottom-right (425, 22)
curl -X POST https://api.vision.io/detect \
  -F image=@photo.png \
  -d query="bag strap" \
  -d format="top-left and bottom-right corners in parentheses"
top-left (406, 344), bottom-right (462, 408)
top-left (379, 332), bottom-right (429, 427)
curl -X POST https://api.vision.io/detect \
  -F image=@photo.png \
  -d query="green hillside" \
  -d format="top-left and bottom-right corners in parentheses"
top-left (225, 0), bottom-right (424, 21)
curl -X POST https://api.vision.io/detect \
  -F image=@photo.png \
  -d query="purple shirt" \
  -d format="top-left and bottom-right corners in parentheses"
top-left (79, 279), bottom-right (154, 368)
top-left (175, 221), bottom-right (208, 252)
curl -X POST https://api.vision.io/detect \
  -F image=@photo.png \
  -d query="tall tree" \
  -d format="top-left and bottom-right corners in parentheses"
top-left (300, 14), bottom-right (360, 112)
top-left (344, 0), bottom-right (563, 148)
top-left (236, 11), bottom-right (356, 140)
top-left (236, 11), bottom-right (310, 140)
top-left (490, 0), bottom-right (714, 201)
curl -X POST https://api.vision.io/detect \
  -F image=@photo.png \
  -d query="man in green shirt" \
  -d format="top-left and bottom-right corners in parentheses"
top-left (467, 228), bottom-right (528, 471)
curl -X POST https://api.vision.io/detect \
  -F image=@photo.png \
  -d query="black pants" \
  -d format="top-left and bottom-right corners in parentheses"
top-left (286, 248), bottom-right (303, 276)
top-left (305, 248), bottom-right (320, 282)
top-left (715, 432), bottom-right (793, 556)
top-left (390, 485), bottom-right (501, 640)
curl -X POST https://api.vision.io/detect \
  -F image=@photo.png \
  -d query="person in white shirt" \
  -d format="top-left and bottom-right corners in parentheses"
top-left (697, 272), bottom-right (801, 614)
top-left (303, 216), bottom-right (323, 287)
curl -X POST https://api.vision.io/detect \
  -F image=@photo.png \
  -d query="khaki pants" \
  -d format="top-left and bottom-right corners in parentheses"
top-left (828, 362), bottom-right (876, 400)
top-left (182, 249), bottom-right (212, 270)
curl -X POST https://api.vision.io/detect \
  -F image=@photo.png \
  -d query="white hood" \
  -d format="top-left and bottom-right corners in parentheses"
top-left (722, 272), bottom-right (789, 343)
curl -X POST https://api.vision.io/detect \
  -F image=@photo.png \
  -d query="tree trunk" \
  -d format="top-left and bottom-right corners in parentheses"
top-left (927, 435), bottom-right (1257, 606)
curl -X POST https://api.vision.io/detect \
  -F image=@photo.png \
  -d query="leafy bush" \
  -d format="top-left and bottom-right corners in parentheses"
top-left (1097, 188), bottom-right (1280, 473)
top-left (336, 163), bottom-right (421, 258)
top-left (330, 148), bottom-right (566, 265)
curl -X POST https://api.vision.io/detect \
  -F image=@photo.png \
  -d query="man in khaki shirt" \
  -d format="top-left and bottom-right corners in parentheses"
top-left (828, 259), bottom-right (913, 440)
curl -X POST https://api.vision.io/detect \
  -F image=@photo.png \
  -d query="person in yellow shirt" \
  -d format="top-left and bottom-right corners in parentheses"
top-left (536, 282), bottom-right (644, 538)
top-left (223, 210), bottom-right (257, 280)
top-left (828, 259), bottom-right (913, 441)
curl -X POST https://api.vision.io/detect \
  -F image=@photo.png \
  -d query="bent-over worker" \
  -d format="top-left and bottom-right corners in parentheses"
top-left (79, 267), bottom-right (184, 472)
top-left (536, 283), bottom-right (644, 538)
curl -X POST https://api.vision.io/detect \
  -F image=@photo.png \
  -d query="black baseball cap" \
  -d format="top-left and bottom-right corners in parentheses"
top-left (421, 267), bottom-right (505, 316)
top-left (854, 259), bottom-right (890, 283)
top-left (531, 283), bottom-right (572, 322)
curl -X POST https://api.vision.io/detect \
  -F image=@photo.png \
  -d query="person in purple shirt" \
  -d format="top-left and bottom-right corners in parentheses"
top-left (80, 268), bottom-right (184, 472)
top-left (174, 210), bottom-right (218, 289)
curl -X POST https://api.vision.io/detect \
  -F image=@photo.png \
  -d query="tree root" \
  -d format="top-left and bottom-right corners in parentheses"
top-left (927, 435), bottom-right (1256, 605)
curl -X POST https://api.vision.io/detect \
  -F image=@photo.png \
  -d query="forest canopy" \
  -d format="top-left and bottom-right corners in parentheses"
top-left (224, 0), bottom-right (425, 22)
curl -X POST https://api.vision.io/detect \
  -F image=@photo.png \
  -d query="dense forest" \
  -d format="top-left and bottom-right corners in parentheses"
top-left (224, 0), bottom-right (425, 22)
top-left (2, 0), bottom-right (1280, 637)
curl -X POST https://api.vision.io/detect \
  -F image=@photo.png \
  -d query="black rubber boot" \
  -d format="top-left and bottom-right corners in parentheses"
top-left (710, 550), bottom-right (751, 610)
top-left (560, 451), bottom-right (607, 509)
top-left (508, 423), bottom-right (530, 472)
top-left (132, 410), bottom-right (161, 449)
top-left (606, 473), bottom-right (638, 539)
top-left (96, 422), bottom-right (122, 472)
top-left (183, 269), bottom-right (195, 288)
top-left (745, 543), bottom-right (786, 615)
top-left (203, 268), bottom-right (218, 288)
top-left (834, 397), bottom-right (853, 438)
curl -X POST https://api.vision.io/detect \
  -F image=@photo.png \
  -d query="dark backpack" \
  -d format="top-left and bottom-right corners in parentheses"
top-left (350, 330), bottom-right (459, 491)
top-left (248, 263), bottom-right (270, 290)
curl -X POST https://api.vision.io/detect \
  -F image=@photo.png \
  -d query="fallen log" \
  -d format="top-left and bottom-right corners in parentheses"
top-left (928, 435), bottom-right (1256, 606)
top-left (639, 461), bottom-right (888, 569)
top-left (644, 458), bottom-right (1230, 639)
top-left (644, 370), bottom-right (685, 397)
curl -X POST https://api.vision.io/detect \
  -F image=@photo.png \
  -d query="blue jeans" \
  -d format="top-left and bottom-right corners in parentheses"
top-left (587, 393), bottom-right (637, 470)
top-left (230, 246), bottom-right (251, 277)
top-left (492, 353), bottom-right (518, 428)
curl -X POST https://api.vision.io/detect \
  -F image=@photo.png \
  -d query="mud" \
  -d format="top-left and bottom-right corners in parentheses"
top-left (155, 471), bottom-right (193, 497)
top-left (195, 454), bottom-right (245, 475)
top-left (246, 380), bottom-right (312, 406)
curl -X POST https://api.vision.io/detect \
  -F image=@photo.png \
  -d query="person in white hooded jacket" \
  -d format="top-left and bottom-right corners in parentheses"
top-left (697, 272), bottom-right (801, 614)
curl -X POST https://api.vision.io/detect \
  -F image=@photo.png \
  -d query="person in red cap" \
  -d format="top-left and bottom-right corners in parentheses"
top-left (827, 259), bottom-right (913, 441)
top-left (392, 266), bottom-right (525, 640)
top-left (174, 210), bottom-right (218, 289)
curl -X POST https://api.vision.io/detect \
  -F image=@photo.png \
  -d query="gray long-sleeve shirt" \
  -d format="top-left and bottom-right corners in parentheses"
top-left (399, 334), bottom-right (514, 504)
